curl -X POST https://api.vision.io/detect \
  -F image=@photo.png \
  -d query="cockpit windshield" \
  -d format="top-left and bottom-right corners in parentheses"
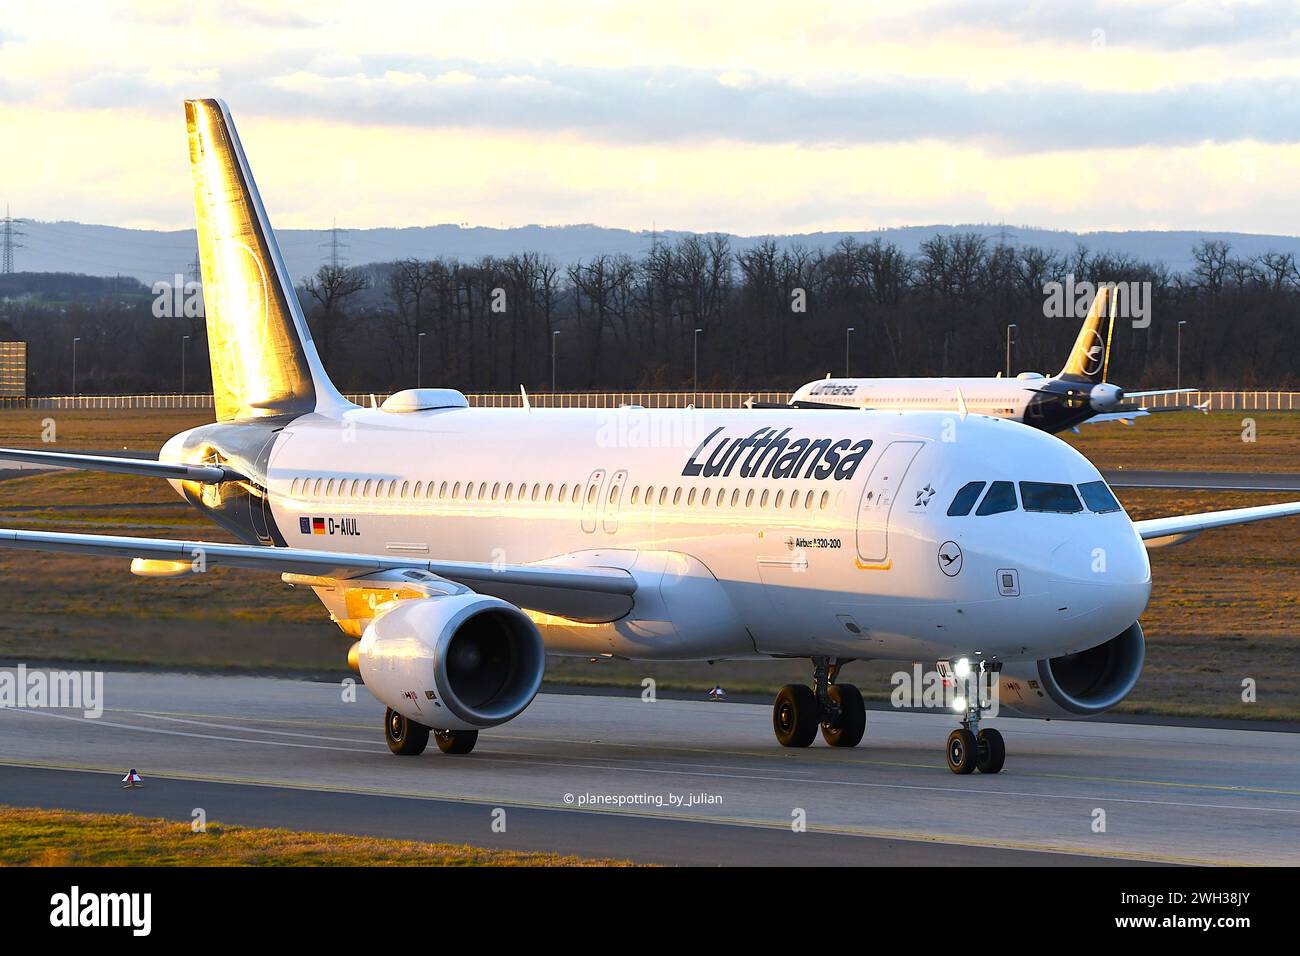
top-left (948, 478), bottom-right (1123, 516)
top-left (1019, 481), bottom-right (1083, 514)
top-left (946, 481), bottom-right (986, 516)
top-left (975, 481), bottom-right (1017, 516)
top-left (1078, 480), bottom-right (1122, 513)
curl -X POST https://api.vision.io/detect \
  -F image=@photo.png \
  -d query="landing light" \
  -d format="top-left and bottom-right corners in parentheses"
top-left (954, 657), bottom-right (972, 678)
top-left (952, 696), bottom-right (967, 712)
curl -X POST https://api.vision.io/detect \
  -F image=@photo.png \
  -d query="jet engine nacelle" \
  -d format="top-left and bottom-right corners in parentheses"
top-left (1089, 382), bottom-right (1124, 411)
top-left (357, 593), bottom-right (545, 731)
top-left (997, 622), bottom-right (1145, 718)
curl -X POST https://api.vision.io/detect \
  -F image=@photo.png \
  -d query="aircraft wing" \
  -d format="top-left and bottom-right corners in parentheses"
top-left (0, 527), bottom-right (637, 621)
top-left (1124, 388), bottom-right (1196, 399)
top-left (0, 447), bottom-right (246, 484)
top-left (1134, 501), bottom-right (1300, 549)
top-left (1080, 409), bottom-right (1150, 425)
top-left (1080, 398), bottom-right (1209, 427)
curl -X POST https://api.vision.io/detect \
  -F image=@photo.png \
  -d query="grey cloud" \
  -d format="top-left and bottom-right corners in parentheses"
top-left (25, 57), bottom-right (1300, 152)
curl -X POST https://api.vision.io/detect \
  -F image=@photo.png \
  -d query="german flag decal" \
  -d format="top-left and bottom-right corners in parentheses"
top-left (299, 517), bottom-right (327, 535)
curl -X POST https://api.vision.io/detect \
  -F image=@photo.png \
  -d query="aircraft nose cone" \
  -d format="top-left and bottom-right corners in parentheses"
top-left (1049, 530), bottom-right (1151, 624)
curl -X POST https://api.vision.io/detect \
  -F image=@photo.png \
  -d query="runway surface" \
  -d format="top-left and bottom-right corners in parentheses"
top-left (1101, 470), bottom-right (1300, 492)
top-left (2, 671), bottom-right (1297, 865)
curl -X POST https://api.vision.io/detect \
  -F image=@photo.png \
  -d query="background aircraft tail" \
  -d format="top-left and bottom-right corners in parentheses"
top-left (1056, 285), bottom-right (1116, 384)
top-left (185, 99), bottom-right (350, 422)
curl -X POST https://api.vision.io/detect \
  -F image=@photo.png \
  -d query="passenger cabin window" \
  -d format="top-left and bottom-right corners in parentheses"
top-left (947, 481), bottom-right (987, 516)
top-left (1020, 481), bottom-right (1083, 514)
top-left (976, 481), bottom-right (1017, 516)
top-left (1079, 480), bottom-right (1122, 514)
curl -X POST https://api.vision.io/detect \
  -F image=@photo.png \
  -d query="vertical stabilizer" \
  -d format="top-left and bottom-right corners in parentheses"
top-left (1057, 285), bottom-right (1116, 384)
top-left (185, 99), bottom-right (350, 421)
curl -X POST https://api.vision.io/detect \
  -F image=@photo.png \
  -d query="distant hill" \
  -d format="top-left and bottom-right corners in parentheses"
top-left (13, 220), bottom-right (1300, 287)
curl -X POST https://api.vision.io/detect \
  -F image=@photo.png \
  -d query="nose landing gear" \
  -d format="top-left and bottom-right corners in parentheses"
top-left (772, 657), bottom-right (865, 748)
top-left (943, 660), bottom-right (1005, 774)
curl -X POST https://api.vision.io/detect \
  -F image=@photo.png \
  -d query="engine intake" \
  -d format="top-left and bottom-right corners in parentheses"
top-left (997, 622), bottom-right (1145, 718)
top-left (358, 593), bottom-right (545, 731)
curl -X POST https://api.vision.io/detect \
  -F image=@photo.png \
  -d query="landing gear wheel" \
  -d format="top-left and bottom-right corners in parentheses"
top-left (434, 728), bottom-right (479, 755)
top-left (773, 684), bottom-right (820, 748)
top-left (820, 683), bottom-right (866, 748)
top-left (945, 728), bottom-right (978, 774)
top-left (384, 707), bottom-right (430, 756)
top-left (976, 728), bottom-right (1005, 774)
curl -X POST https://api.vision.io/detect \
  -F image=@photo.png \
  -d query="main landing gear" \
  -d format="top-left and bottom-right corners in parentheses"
top-left (943, 659), bottom-right (1005, 775)
top-left (383, 708), bottom-right (479, 756)
top-left (773, 657), bottom-right (866, 748)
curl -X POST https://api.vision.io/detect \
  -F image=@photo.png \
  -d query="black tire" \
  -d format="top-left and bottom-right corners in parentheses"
top-left (384, 707), bottom-right (430, 756)
top-left (434, 728), bottom-right (479, 755)
top-left (772, 684), bottom-right (820, 747)
top-left (820, 683), bottom-right (866, 748)
top-left (976, 728), bottom-right (1006, 774)
top-left (946, 728), bottom-right (978, 774)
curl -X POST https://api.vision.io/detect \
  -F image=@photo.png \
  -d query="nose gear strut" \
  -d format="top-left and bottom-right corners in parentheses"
top-left (943, 659), bottom-right (1005, 774)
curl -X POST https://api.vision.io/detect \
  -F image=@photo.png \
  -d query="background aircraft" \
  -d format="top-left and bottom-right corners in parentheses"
top-left (780, 290), bottom-right (1202, 432)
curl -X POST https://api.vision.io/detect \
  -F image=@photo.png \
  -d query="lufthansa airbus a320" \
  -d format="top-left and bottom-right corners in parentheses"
top-left (2, 101), bottom-right (1297, 774)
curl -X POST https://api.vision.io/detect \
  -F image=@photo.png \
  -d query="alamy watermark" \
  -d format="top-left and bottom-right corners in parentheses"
top-left (0, 664), bottom-right (104, 718)
top-left (891, 663), bottom-right (1000, 716)
top-left (1043, 275), bottom-right (1151, 329)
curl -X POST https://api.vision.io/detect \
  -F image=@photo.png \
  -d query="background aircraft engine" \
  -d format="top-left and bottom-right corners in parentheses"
top-left (1089, 382), bottom-right (1124, 410)
top-left (997, 622), bottom-right (1145, 718)
top-left (357, 593), bottom-right (545, 731)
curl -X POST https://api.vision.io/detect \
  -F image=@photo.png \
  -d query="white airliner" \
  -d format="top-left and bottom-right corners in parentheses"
top-left (2, 100), bottom-right (1297, 774)
top-left (784, 294), bottom-right (1201, 433)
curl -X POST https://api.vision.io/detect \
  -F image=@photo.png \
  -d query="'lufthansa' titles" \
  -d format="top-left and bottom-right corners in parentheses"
top-left (682, 427), bottom-right (871, 481)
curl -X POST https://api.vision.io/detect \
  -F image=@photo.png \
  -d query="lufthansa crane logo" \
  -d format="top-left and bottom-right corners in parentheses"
top-left (937, 541), bottom-right (963, 577)
top-left (1081, 328), bottom-right (1105, 376)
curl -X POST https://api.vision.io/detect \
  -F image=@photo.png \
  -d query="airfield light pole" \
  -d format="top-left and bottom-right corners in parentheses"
top-left (845, 327), bottom-right (855, 377)
top-left (1005, 324), bottom-right (1017, 378)
top-left (417, 332), bottom-right (427, 388)
top-left (551, 330), bottom-right (561, 393)
top-left (181, 335), bottom-right (190, 394)
top-left (1177, 320), bottom-right (1186, 390)
top-left (693, 328), bottom-right (703, 405)
top-left (72, 337), bottom-right (81, 396)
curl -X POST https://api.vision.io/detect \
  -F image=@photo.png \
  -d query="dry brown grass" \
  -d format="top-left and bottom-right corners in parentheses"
top-left (1063, 410), bottom-right (1300, 471)
top-left (0, 805), bottom-right (627, 866)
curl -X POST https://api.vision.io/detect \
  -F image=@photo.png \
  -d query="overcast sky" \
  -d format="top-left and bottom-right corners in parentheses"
top-left (2, 0), bottom-right (1299, 234)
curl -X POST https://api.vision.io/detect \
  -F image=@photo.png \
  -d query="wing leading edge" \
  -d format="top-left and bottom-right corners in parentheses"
top-left (0, 447), bottom-right (246, 484)
top-left (1135, 501), bottom-right (1300, 549)
top-left (0, 527), bottom-right (637, 622)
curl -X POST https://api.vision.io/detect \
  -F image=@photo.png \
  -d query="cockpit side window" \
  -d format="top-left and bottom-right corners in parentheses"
top-left (1078, 480), bottom-right (1122, 514)
top-left (947, 480), bottom-right (987, 516)
top-left (1020, 481), bottom-right (1083, 514)
top-left (975, 480), bottom-right (1017, 516)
